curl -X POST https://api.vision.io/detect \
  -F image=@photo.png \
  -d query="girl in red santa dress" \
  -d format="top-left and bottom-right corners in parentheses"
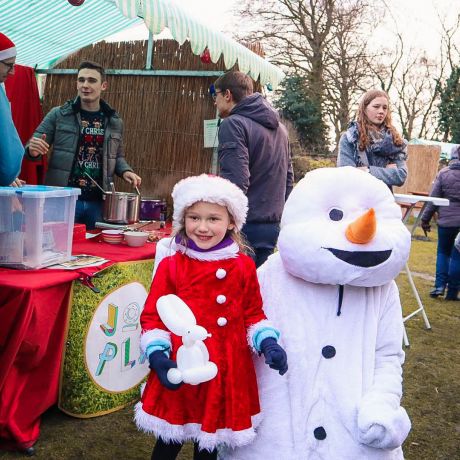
top-left (135, 174), bottom-right (288, 460)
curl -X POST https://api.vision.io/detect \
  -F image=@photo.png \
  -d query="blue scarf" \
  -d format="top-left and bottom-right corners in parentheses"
top-left (346, 121), bottom-right (405, 166)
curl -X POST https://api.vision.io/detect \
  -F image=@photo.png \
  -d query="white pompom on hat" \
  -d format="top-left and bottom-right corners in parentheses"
top-left (0, 33), bottom-right (16, 60)
top-left (172, 174), bottom-right (248, 231)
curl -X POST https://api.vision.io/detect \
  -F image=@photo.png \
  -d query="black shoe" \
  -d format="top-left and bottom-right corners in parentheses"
top-left (445, 289), bottom-right (460, 301)
top-left (429, 287), bottom-right (445, 298)
top-left (23, 447), bottom-right (36, 456)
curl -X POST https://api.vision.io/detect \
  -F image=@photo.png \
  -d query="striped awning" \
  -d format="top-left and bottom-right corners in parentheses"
top-left (114, 0), bottom-right (285, 88)
top-left (0, 0), bottom-right (141, 69)
top-left (0, 0), bottom-right (284, 88)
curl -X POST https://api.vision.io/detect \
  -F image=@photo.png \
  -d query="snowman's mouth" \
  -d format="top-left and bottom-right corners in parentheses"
top-left (325, 248), bottom-right (392, 267)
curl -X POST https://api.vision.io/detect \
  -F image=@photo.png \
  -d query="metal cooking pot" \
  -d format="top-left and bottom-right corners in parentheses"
top-left (139, 198), bottom-right (167, 222)
top-left (103, 192), bottom-right (140, 224)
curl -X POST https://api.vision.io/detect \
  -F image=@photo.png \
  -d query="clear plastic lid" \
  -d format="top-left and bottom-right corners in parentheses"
top-left (0, 185), bottom-right (81, 198)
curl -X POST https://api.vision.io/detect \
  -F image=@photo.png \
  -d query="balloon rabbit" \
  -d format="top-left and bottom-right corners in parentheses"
top-left (156, 294), bottom-right (218, 385)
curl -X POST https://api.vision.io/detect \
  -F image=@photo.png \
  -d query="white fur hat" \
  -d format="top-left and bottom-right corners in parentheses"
top-left (172, 174), bottom-right (248, 230)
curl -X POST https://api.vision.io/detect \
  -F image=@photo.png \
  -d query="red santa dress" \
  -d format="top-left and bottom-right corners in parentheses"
top-left (135, 241), bottom-right (274, 451)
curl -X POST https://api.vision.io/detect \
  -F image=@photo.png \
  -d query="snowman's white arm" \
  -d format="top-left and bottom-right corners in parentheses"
top-left (357, 282), bottom-right (411, 449)
top-left (366, 281), bottom-right (406, 406)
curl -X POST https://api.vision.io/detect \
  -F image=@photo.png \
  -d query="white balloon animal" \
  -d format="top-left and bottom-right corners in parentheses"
top-left (156, 294), bottom-right (218, 385)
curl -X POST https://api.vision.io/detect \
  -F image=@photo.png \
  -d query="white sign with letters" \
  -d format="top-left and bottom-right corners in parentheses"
top-left (85, 282), bottom-right (149, 392)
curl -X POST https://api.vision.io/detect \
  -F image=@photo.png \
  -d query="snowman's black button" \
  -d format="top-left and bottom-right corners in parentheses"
top-left (322, 345), bottom-right (336, 359)
top-left (314, 426), bottom-right (327, 440)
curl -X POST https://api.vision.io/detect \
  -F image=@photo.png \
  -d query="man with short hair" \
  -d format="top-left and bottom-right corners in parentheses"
top-left (27, 60), bottom-right (141, 229)
top-left (0, 32), bottom-right (24, 186)
top-left (213, 71), bottom-right (293, 267)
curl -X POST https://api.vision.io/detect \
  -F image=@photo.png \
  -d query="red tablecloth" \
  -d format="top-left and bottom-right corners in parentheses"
top-left (0, 237), bottom-right (163, 451)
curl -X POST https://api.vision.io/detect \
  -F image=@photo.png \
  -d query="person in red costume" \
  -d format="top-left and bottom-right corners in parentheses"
top-left (135, 174), bottom-right (288, 460)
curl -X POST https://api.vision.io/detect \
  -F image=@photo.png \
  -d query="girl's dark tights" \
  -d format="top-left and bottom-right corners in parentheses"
top-left (151, 438), bottom-right (217, 460)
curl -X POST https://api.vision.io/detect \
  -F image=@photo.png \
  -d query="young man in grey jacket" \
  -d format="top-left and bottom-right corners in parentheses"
top-left (26, 61), bottom-right (141, 229)
top-left (213, 71), bottom-right (293, 267)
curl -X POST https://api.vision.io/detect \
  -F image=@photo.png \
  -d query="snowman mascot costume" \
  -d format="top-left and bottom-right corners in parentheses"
top-left (223, 167), bottom-right (412, 460)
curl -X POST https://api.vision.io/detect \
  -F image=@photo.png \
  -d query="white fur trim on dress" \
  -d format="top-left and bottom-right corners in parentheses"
top-left (174, 240), bottom-right (239, 261)
top-left (134, 402), bottom-right (262, 451)
top-left (171, 174), bottom-right (248, 231)
top-left (140, 329), bottom-right (171, 354)
top-left (246, 319), bottom-right (277, 353)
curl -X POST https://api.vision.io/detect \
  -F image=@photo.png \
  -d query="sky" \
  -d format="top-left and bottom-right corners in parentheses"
top-left (106, 0), bottom-right (457, 58)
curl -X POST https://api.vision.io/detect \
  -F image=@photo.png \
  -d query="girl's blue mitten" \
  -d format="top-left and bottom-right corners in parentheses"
top-left (148, 350), bottom-right (183, 390)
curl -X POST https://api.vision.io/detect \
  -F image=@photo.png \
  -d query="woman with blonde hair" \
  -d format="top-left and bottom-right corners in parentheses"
top-left (337, 89), bottom-right (407, 189)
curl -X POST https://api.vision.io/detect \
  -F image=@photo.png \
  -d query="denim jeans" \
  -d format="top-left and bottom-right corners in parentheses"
top-left (242, 222), bottom-right (280, 268)
top-left (75, 199), bottom-right (103, 230)
top-left (435, 225), bottom-right (460, 291)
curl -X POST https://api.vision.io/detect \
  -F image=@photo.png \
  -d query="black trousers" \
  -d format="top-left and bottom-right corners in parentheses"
top-left (151, 438), bottom-right (217, 460)
top-left (242, 221), bottom-right (280, 267)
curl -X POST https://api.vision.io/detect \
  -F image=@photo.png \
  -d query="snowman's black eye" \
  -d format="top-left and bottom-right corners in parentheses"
top-left (329, 208), bottom-right (343, 221)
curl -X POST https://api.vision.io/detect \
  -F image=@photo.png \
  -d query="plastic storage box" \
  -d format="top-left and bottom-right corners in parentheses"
top-left (0, 185), bottom-right (81, 269)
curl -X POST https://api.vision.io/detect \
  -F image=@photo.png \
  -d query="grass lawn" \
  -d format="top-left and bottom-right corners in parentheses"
top-left (1, 231), bottom-right (459, 460)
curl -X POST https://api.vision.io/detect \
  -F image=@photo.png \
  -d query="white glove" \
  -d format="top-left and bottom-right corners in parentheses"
top-left (357, 396), bottom-right (411, 449)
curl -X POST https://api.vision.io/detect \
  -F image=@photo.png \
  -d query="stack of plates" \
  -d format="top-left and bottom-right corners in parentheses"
top-left (101, 230), bottom-right (123, 244)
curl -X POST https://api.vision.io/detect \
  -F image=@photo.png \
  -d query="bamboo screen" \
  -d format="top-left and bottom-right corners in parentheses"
top-left (41, 40), bottom-right (238, 210)
top-left (393, 145), bottom-right (441, 195)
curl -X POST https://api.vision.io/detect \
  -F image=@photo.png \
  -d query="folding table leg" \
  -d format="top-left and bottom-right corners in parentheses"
top-left (403, 263), bottom-right (432, 330)
top-left (410, 203), bottom-right (428, 237)
top-left (402, 263), bottom-right (432, 347)
top-left (403, 324), bottom-right (410, 348)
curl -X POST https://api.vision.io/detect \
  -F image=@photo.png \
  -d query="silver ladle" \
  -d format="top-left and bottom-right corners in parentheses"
top-left (84, 172), bottom-right (106, 194)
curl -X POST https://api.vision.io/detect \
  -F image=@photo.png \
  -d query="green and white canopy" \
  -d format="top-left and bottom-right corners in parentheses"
top-left (0, 0), bottom-right (284, 88)
top-left (0, 0), bottom-right (140, 69)
top-left (114, 0), bottom-right (284, 88)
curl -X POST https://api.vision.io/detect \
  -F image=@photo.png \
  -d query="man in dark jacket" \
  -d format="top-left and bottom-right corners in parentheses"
top-left (26, 60), bottom-right (141, 229)
top-left (213, 71), bottom-right (293, 267)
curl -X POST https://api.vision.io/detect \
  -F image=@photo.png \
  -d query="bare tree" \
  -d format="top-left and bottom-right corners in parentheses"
top-left (440, 12), bottom-right (460, 70)
top-left (234, 0), bottom-right (379, 150)
top-left (324, 1), bottom-right (383, 146)
top-left (366, 10), bottom-right (460, 141)
top-left (393, 54), bottom-right (442, 139)
top-left (233, 1), bottom-right (459, 146)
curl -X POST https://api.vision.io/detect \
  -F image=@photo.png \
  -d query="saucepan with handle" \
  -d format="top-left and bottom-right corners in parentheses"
top-left (84, 173), bottom-right (140, 224)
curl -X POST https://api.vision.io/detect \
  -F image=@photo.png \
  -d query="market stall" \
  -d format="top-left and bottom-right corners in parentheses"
top-left (0, 0), bottom-right (286, 454)
top-left (2, 0), bottom-right (285, 200)
top-left (0, 234), bottom-right (170, 451)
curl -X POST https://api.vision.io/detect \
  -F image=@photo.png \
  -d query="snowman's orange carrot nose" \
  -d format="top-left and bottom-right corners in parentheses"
top-left (345, 208), bottom-right (376, 244)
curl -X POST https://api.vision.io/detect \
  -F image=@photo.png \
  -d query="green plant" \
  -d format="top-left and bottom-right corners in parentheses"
top-left (292, 156), bottom-right (336, 181)
top-left (437, 66), bottom-right (460, 143)
top-left (275, 74), bottom-right (329, 154)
